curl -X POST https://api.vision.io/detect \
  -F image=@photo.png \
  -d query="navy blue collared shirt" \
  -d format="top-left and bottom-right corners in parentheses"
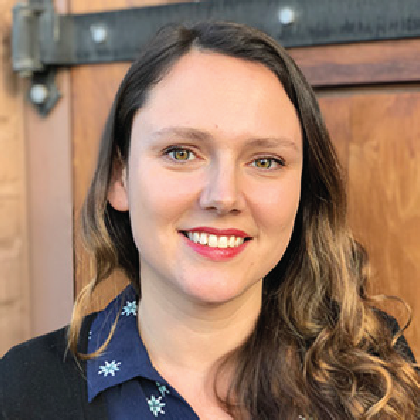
top-left (87, 285), bottom-right (199, 419)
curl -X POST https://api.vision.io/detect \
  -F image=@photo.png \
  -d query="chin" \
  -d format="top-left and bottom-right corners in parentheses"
top-left (181, 278), bottom-right (262, 306)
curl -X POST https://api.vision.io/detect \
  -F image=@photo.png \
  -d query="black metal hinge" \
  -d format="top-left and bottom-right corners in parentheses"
top-left (12, 0), bottom-right (420, 115)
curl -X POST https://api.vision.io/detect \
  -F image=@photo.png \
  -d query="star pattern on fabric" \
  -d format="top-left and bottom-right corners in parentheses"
top-left (147, 395), bottom-right (166, 417)
top-left (156, 381), bottom-right (170, 397)
top-left (122, 300), bottom-right (137, 316)
top-left (87, 285), bottom-right (200, 418)
top-left (98, 360), bottom-right (122, 377)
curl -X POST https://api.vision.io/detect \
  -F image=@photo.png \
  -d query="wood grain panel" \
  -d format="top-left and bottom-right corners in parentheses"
top-left (70, 2), bottom-right (420, 356)
top-left (0, 0), bottom-right (29, 355)
top-left (290, 39), bottom-right (420, 87)
top-left (346, 91), bottom-right (420, 360)
top-left (318, 96), bottom-right (351, 180)
top-left (318, 89), bottom-right (420, 359)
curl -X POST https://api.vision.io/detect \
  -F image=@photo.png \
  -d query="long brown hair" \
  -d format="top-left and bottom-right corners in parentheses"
top-left (68, 22), bottom-right (419, 418)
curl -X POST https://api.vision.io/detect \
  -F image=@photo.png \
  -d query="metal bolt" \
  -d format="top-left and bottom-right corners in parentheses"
top-left (30, 84), bottom-right (49, 104)
top-left (90, 23), bottom-right (108, 44)
top-left (278, 7), bottom-right (296, 25)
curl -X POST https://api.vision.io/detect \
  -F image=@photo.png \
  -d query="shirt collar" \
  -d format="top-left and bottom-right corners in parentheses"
top-left (86, 285), bottom-right (164, 402)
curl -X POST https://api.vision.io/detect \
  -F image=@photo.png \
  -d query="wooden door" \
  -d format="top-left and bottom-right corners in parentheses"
top-left (318, 91), bottom-right (420, 360)
top-left (70, 1), bottom-right (420, 359)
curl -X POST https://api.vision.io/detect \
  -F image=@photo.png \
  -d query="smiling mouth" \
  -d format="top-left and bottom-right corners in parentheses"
top-left (180, 231), bottom-right (252, 249)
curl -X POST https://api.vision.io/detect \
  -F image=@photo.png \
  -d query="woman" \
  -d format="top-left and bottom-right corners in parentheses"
top-left (1, 22), bottom-right (419, 419)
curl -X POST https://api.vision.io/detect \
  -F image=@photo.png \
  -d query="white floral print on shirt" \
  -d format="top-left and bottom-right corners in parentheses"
top-left (98, 360), bottom-right (121, 377)
top-left (146, 381), bottom-right (170, 417)
top-left (122, 300), bottom-right (137, 316)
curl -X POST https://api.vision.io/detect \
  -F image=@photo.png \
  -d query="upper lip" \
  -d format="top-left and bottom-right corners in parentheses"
top-left (181, 227), bottom-right (251, 238)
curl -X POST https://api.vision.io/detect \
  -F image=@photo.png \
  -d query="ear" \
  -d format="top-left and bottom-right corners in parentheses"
top-left (107, 160), bottom-right (129, 211)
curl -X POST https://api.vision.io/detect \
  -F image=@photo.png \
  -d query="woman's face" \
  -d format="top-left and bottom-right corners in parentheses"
top-left (110, 51), bottom-right (303, 305)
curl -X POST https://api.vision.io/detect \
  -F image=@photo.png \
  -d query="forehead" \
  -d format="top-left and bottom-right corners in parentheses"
top-left (131, 50), bottom-right (302, 150)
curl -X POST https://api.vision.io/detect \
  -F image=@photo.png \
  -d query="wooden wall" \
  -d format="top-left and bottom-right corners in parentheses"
top-left (0, 0), bottom-right (30, 357)
top-left (289, 42), bottom-right (420, 358)
top-left (69, 2), bottom-right (420, 360)
top-left (1, 0), bottom-right (417, 362)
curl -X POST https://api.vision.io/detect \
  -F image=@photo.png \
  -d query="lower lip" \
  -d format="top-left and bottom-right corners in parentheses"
top-left (181, 234), bottom-right (249, 261)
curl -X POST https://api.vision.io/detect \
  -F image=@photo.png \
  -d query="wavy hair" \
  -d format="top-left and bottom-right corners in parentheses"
top-left (68, 22), bottom-right (419, 418)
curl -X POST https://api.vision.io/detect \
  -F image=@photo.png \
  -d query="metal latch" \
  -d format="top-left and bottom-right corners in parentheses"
top-left (13, 1), bottom-right (61, 115)
top-left (12, 0), bottom-right (420, 116)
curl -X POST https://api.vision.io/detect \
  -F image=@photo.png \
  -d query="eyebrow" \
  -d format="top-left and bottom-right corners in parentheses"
top-left (152, 127), bottom-right (212, 143)
top-left (151, 127), bottom-right (300, 150)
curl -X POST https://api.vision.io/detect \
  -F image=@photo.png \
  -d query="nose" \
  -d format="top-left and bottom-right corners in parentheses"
top-left (199, 158), bottom-right (244, 215)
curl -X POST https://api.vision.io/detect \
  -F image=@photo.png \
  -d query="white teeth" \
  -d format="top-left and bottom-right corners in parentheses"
top-left (235, 237), bottom-right (243, 247)
top-left (218, 236), bottom-right (228, 248)
top-left (208, 235), bottom-right (218, 247)
top-left (185, 231), bottom-right (248, 248)
top-left (199, 233), bottom-right (208, 245)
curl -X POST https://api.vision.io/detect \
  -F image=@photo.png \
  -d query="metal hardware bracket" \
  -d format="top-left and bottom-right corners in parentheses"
top-left (12, 0), bottom-right (420, 115)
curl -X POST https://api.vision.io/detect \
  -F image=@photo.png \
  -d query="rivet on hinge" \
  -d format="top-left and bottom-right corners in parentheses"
top-left (90, 23), bottom-right (108, 44)
top-left (278, 7), bottom-right (296, 25)
top-left (29, 84), bottom-right (49, 105)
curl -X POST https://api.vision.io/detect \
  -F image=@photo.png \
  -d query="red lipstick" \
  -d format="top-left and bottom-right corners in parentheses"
top-left (179, 227), bottom-right (251, 261)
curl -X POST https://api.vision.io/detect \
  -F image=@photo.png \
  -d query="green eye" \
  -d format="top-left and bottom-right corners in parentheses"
top-left (168, 148), bottom-right (194, 161)
top-left (252, 158), bottom-right (283, 169)
top-left (254, 158), bottom-right (272, 168)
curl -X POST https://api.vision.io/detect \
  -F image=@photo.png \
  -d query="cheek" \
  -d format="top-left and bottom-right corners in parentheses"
top-left (248, 175), bottom-right (302, 232)
top-left (128, 163), bottom-right (201, 227)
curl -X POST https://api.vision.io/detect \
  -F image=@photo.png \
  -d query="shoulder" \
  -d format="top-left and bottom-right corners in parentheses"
top-left (0, 314), bottom-right (98, 419)
top-left (1, 311), bottom-right (97, 378)
top-left (0, 326), bottom-right (78, 418)
top-left (2, 324), bottom-right (69, 367)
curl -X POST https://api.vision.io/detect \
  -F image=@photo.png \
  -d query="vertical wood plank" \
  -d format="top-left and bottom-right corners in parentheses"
top-left (0, 0), bottom-right (29, 355)
top-left (24, 0), bottom-right (74, 337)
top-left (318, 89), bottom-right (420, 360)
top-left (318, 95), bottom-right (351, 181)
top-left (25, 71), bottom-right (74, 337)
top-left (347, 90), bottom-right (420, 360)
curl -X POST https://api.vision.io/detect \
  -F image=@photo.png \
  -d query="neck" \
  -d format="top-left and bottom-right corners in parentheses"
top-left (137, 277), bottom-right (262, 382)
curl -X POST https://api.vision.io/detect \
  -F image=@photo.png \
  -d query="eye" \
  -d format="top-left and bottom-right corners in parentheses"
top-left (251, 157), bottom-right (284, 169)
top-left (165, 147), bottom-right (196, 161)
